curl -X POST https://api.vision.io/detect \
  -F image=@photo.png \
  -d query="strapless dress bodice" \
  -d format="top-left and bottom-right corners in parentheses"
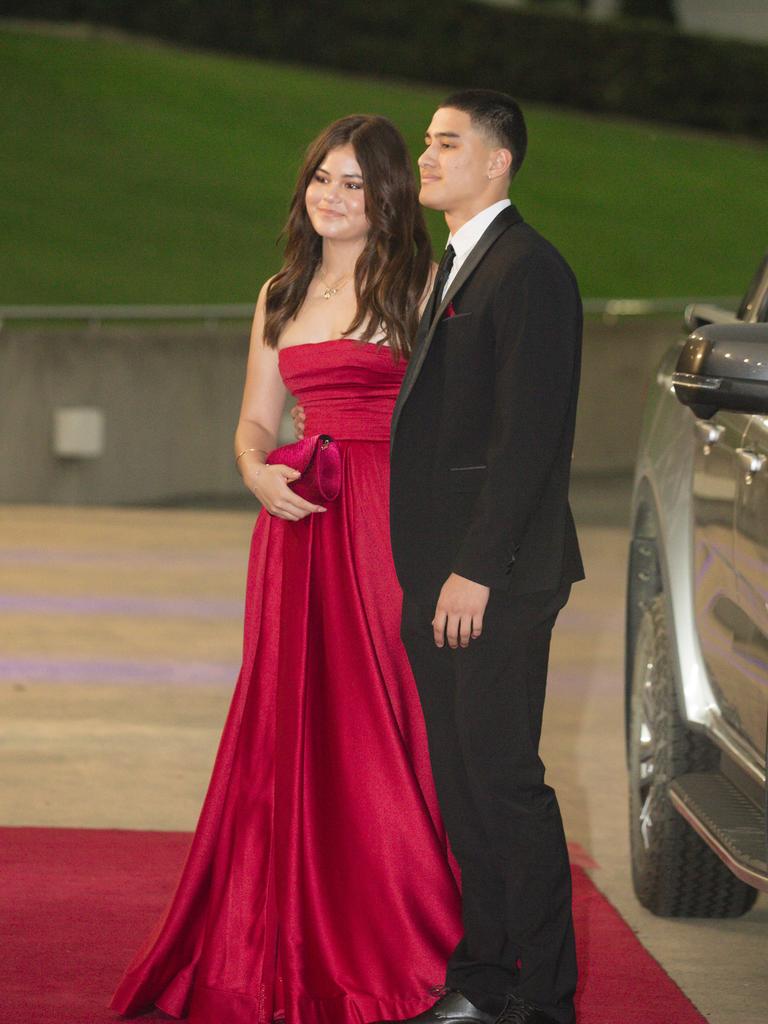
top-left (278, 338), bottom-right (406, 441)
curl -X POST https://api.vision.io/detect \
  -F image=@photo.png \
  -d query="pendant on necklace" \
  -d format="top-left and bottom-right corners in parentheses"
top-left (322, 286), bottom-right (338, 300)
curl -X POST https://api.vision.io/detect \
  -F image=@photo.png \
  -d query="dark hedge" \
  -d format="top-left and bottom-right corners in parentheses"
top-left (620, 0), bottom-right (676, 24)
top-left (3, 1), bottom-right (767, 138)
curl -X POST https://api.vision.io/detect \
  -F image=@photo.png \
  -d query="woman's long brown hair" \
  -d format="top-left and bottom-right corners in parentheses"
top-left (263, 115), bottom-right (431, 361)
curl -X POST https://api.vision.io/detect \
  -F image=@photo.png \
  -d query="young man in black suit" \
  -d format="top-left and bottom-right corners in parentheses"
top-left (382, 91), bottom-right (584, 1024)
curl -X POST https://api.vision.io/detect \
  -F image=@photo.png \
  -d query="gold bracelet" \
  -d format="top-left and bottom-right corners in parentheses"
top-left (235, 447), bottom-right (268, 465)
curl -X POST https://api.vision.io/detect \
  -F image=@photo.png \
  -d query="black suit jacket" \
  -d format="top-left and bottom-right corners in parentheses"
top-left (390, 204), bottom-right (584, 602)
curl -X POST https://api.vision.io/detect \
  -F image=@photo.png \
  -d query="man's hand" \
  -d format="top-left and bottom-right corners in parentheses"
top-left (290, 403), bottom-right (306, 440)
top-left (433, 573), bottom-right (490, 649)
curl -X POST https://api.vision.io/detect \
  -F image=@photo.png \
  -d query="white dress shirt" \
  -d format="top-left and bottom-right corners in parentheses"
top-left (440, 198), bottom-right (512, 299)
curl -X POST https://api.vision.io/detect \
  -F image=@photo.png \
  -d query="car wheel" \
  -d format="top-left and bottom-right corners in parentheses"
top-left (628, 595), bottom-right (758, 917)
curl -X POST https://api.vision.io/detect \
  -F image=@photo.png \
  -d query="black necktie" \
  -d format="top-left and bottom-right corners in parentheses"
top-left (429, 244), bottom-right (456, 325)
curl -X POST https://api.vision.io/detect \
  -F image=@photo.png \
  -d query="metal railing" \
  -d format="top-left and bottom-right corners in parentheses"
top-left (583, 296), bottom-right (738, 317)
top-left (0, 297), bottom-right (742, 326)
top-left (0, 304), bottom-right (255, 326)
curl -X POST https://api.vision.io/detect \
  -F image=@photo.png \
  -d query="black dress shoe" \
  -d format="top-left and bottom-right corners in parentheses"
top-left (495, 993), bottom-right (571, 1024)
top-left (374, 988), bottom-right (497, 1023)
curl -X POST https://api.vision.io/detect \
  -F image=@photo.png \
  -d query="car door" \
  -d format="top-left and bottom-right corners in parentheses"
top-left (692, 410), bottom-right (752, 739)
top-left (730, 414), bottom-right (768, 760)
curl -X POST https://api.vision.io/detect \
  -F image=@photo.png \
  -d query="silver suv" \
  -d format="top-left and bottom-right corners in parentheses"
top-left (627, 253), bottom-right (768, 916)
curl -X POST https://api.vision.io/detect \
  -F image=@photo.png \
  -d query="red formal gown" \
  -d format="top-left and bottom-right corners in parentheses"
top-left (111, 339), bottom-right (462, 1024)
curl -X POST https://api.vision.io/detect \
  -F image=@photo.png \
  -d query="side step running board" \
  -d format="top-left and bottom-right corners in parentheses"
top-left (669, 772), bottom-right (768, 892)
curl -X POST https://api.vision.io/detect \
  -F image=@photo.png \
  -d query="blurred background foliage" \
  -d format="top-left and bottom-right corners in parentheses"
top-left (4, 1), bottom-right (768, 135)
top-left (1, 5), bottom-right (766, 303)
top-left (621, 0), bottom-right (675, 22)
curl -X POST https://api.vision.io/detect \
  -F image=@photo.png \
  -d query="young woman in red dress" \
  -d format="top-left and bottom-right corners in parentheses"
top-left (111, 115), bottom-right (461, 1024)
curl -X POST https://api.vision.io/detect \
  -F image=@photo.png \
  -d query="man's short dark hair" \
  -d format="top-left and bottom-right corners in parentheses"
top-left (440, 89), bottom-right (527, 178)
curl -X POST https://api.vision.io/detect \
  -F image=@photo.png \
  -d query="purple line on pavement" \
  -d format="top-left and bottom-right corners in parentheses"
top-left (0, 547), bottom-right (246, 569)
top-left (548, 664), bottom-right (621, 695)
top-left (558, 606), bottom-right (623, 630)
top-left (0, 657), bottom-right (239, 686)
top-left (0, 594), bottom-right (243, 619)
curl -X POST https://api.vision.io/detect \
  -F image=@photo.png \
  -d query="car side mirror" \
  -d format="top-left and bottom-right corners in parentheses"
top-left (683, 303), bottom-right (737, 332)
top-left (673, 323), bottom-right (768, 419)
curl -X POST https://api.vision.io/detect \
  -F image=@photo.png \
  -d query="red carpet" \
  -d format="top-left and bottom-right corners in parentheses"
top-left (0, 827), bottom-right (706, 1024)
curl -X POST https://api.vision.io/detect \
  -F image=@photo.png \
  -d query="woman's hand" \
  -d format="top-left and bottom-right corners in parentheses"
top-left (243, 461), bottom-right (326, 520)
top-left (290, 404), bottom-right (306, 440)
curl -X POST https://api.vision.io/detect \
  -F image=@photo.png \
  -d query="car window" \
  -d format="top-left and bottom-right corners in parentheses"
top-left (738, 252), bottom-right (768, 321)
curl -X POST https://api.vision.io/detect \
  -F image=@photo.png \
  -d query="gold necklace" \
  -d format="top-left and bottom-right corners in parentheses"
top-left (318, 267), bottom-right (351, 300)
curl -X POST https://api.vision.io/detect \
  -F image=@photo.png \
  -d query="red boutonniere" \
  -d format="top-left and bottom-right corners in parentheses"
top-left (446, 301), bottom-right (456, 318)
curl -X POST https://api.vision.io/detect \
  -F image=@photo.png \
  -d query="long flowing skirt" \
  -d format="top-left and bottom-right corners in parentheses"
top-left (111, 438), bottom-right (462, 1024)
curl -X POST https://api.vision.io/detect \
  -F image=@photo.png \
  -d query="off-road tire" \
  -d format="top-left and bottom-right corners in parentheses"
top-left (628, 595), bottom-right (758, 917)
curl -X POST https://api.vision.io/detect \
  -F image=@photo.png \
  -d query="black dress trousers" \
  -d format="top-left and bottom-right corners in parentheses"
top-left (400, 584), bottom-right (577, 1024)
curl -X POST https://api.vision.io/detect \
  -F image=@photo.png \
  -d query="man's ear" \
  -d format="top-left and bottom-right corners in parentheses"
top-left (488, 148), bottom-right (513, 182)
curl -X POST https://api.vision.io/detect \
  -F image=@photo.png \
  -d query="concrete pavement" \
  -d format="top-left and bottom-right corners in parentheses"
top-left (0, 505), bottom-right (765, 1022)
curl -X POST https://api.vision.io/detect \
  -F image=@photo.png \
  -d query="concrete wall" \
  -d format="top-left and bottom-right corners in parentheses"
top-left (576, 314), bottom-right (676, 474)
top-left (0, 324), bottom-right (251, 505)
top-left (0, 316), bottom-right (679, 505)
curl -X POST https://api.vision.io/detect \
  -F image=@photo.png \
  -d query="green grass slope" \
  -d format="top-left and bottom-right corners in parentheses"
top-left (1, 25), bottom-right (766, 303)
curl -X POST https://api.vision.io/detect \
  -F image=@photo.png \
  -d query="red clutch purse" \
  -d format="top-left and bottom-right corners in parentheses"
top-left (266, 433), bottom-right (342, 504)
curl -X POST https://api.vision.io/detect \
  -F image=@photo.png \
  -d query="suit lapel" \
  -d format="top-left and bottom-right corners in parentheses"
top-left (391, 204), bottom-right (522, 445)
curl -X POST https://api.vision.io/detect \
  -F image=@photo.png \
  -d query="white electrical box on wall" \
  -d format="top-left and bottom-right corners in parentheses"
top-left (52, 407), bottom-right (105, 459)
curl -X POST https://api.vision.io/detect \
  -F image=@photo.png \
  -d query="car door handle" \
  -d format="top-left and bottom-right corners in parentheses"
top-left (736, 448), bottom-right (766, 475)
top-left (694, 420), bottom-right (724, 446)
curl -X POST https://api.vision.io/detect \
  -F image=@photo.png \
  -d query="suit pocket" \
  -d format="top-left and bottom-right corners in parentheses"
top-left (440, 311), bottom-right (473, 325)
top-left (449, 465), bottom-right (487, 493)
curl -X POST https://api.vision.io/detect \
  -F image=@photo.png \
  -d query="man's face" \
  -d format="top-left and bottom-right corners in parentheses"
top-left (418, 107), bottom-right (497, 215)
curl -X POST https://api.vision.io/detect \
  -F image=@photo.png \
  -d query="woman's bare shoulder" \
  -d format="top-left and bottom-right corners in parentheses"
top-left (257, 274), bottom-right (277, 304)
